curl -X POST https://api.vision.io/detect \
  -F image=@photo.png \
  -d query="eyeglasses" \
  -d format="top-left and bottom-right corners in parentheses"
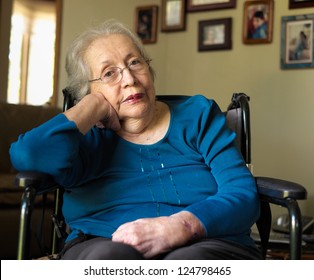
top-left (88, 58), bottom-right (152, 86)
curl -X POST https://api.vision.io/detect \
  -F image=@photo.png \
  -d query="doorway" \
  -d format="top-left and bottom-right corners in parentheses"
top-left (7, 0), bottom-right (62, 106)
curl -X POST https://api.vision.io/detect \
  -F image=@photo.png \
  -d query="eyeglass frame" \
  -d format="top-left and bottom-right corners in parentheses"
top-left (88, 58), bottom-right (152, 85)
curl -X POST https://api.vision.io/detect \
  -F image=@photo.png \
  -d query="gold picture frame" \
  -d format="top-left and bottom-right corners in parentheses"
top-left (242, 0), bottom-right (274, 44)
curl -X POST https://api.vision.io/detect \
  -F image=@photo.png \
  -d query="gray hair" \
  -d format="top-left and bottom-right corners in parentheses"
top-left (65, 19), bottom-right (155, 101)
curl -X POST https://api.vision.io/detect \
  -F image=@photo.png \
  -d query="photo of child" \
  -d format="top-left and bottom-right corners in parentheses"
top-left (243, 0), bottom-right (273, 44)
top-left (246, 5), bottom-right (269, 39)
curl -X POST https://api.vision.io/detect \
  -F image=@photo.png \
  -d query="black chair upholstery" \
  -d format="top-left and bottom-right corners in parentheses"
top-left (15, 91), bottom-right (307, 259)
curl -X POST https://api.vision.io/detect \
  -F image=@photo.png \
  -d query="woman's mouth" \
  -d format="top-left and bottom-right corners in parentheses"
top-left (122, 93), bottom-right (144, 103)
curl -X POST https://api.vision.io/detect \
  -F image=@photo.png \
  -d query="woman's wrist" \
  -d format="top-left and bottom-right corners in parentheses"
top-left (170, 211), bottom-right (206, 242)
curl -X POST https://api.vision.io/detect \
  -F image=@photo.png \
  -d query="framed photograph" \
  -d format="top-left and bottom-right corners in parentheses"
top-left (135, 5), bottom-right (158, 44)
top-left (281, 14), bottom-right (314, 69)
top-left (161, 0), bottom-right (186, 32)
top-left (198, 18), bottom-right (232, 51)
top-left (242, 0), bottom-right (274, 44)
top-left (187, 0), bottom-right (236, 12)
top-left (289, 0), bottom-right (314, 9)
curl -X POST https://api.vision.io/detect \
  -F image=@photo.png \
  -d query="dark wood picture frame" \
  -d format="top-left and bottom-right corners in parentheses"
top-left (135, 5), bottom-right (158, 44)
top-left (161, 0), bottom-right (186, 32)
top-left (281, 14), bottom-right (314, 69)
top-left (198, 18), bottom-right (232, 51)
top-left (187, 0), bottom-right (236, 12)
top-left (242, 0), bottom-right (274, 44)
top-left (289, 0), bottom-right (314, 9)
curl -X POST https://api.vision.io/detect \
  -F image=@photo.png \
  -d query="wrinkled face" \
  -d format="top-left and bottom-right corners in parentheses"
top-left (85, 34), bottom-right (155, 121)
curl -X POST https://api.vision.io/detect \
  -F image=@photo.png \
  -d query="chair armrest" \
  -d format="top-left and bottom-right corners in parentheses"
top-left (15, 171), bottom-right (58, 194)
top-left (256, 176), bottom-right (307, 260)
top-left (256, 176), bottom-right (307, 203)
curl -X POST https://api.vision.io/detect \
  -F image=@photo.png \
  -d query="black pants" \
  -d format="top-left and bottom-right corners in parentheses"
top-left (61, 235), bottom-right (262, 260)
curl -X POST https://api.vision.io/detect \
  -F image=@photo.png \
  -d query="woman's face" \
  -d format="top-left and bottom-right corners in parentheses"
top-left (85, 34), bottom-right (155, 122)
top-left (252, 17), bottom-right (263, 29)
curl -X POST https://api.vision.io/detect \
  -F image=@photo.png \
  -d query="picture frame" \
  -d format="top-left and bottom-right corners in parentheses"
top-left (281, 14), bottom-right (314, 69)
top-left (198, 18), bottom-right (232, 51)
top-left (161, 0), bottom-right (186, 32)
top-left (242, 0), bottom-right (274, 44)
top-left (289, 0), bottom-right (314, 9)
top-left (187, 0), bottom-right (236, 12)
top-left (135, 5), bottom-right (158, 44)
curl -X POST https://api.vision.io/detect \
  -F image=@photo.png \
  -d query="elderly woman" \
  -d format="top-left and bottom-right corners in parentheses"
top-left (10, 20), bottom-right (261, 260)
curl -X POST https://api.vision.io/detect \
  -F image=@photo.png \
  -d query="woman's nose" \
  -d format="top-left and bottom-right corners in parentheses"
top-left (120, 68), bottom-right (137, 86)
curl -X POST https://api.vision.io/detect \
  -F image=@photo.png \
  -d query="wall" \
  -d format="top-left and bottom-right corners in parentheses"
top-left (56, 0), bottom-right (314, 217)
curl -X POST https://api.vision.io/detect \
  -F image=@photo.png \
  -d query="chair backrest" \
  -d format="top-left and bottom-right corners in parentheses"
top-left (225, 93), bottom-right (251, 166)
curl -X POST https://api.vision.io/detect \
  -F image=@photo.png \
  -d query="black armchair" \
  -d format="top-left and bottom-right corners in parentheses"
top-left (15, 91), bottom-right (307, 259)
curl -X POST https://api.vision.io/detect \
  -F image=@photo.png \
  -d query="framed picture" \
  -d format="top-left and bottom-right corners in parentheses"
top-left (281, 14), bottom-right (314, 69)
top-left (161, 0), bottom-right (186, 32)
top-left (198, 18), bottom-right (232, 51)
top-left (135, 5), bottom-right (158, 44)
top-left (289, 0), bottom-right (314, 9)
top-left (242, 0), bottom-right (274, 44)
top-left (187, 0), bottom-right (236, 12)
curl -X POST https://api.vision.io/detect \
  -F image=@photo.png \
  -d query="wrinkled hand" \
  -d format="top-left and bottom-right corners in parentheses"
top-left (95, 94), bottom-right (121, 131)
top-left (112, 213), bottom-right (205, 259)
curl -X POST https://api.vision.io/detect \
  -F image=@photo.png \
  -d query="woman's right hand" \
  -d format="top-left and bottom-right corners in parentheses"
top-left (95, 94), bottom-right (121, 131)
top-left (64, 92), bottom-right (121, 134)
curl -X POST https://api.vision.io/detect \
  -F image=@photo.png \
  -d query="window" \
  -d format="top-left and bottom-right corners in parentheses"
top-left (7, 0), bottom-right (56, 105)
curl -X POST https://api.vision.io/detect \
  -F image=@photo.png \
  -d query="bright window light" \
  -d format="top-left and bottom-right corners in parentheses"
top-left (7, 1), bottom-right (56, 105)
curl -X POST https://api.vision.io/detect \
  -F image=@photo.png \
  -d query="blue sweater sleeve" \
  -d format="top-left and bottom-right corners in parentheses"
top-left (181, 96), bottom-right (259, 238)
top-left (10, 114), bottom-right (106, 187)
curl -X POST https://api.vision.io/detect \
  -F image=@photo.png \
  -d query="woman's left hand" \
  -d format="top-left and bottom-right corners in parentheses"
top-left (111, 211), bottom-right (205, 258)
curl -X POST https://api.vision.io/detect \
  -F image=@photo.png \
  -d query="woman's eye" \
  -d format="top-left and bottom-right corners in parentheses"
top-left (103, 68), bottom-right (117, 79)
top-left (129, 59), bottom-right (141, 66)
